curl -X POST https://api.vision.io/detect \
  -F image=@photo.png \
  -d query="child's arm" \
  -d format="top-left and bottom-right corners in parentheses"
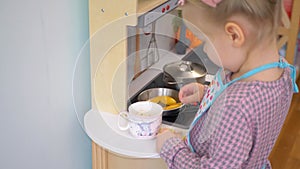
top-left (158, 104), bottom-right (253, 168)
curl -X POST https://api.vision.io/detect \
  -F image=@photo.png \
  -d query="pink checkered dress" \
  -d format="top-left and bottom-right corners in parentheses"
top-left (160, 67), bottom-right (294, 169)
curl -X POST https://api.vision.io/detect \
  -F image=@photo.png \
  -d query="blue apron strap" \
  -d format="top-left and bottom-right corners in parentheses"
top-left (278, 57), bottom-right (299, 93)
top-left (187, 108), bottom-right (207, 152)
top-left (287, 64), bottom-right (299, 93)
top-left (186, 131), bottom-right (196, 152)
top-left (226, 58), bottom-right (299, 93)
top-left (226, 62), bottom-right (281, 87)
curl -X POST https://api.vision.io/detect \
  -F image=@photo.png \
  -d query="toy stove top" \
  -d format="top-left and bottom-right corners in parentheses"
top-left (129, 73), bottom-right (199, 129)
top-left (129, 46), bottom-right (219, 129)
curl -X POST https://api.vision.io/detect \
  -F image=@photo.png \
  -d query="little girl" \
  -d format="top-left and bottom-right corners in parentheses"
top-left (156, 0), bottom-right (299, 168)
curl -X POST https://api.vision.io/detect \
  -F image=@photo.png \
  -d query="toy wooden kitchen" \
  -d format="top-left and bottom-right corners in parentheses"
top-left (84, 0), bottom-right (213, 169)
top-left (84, 0), bottom-right (300, 169)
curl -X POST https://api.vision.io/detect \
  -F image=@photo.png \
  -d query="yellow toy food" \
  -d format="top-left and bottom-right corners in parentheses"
top-left (149, 96), bottom-right (177, 106)
top-left (149, 96), bottom-right (182, 110)
top-left (164, 103), bottom-right (183, 110)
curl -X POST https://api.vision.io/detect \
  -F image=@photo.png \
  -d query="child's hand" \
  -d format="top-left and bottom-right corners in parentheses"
top-left (156, 129), bottom-right (177, 153)
top-left (179, 83), bottom-right (206, 104)
top-left (178, 0), bottom-right (185, 5)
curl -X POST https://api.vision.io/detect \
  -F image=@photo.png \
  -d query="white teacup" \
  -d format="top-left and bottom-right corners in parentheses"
top-left (118, 101), bottom-right (163, 139)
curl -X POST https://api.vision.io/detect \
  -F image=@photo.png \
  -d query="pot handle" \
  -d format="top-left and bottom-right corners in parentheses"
top-left (166, 81), bottom-right (178, 85)
top-left (163, 73), bottom-right (181, 84)
top-left (179, 61), bottom-right (192, 72)
top-left (118, 111), bottom-right (130, 131)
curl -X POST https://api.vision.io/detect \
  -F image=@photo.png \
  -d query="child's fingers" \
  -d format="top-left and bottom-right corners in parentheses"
top-left (158, 127), bottom-right (170, 134)
top-left (180, 93), bottom-right (201, 103)
top-left (156, 130), bottom-right (174, 152)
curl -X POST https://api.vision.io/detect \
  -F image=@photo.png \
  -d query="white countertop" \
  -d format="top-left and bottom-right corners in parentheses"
top-left (84, 109), bottom-right (190, 158)
top-left (84, 109), bottom-right (160, 158)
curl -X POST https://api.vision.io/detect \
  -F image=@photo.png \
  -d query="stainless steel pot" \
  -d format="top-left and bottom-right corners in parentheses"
top-left (137, 88), bottom-right (182, 116)
top-left (163, 60), bottom-right (207, 89)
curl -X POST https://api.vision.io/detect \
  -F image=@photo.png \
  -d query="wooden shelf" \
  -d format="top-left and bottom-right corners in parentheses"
top-left (277, 0), bottom-right (300, 66)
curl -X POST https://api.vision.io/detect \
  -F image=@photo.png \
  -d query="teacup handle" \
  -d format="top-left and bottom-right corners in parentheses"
top-left (118, 111), bottom-right (130, 131)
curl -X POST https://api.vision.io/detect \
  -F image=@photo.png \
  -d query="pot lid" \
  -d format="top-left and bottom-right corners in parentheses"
top-left (163, 60), bottom-right (206, 79)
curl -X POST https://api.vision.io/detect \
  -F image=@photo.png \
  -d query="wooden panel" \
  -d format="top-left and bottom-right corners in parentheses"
top-left (89, 0), bottom-right (138, 112)
top-left (89, 0), bottom-right (137, 35)
top-left (92, 141), bottom-right (108, 169)
top-left (92, 142), bottom-right (167, 169)
top-left (107, 151), bottom-right (167, 169)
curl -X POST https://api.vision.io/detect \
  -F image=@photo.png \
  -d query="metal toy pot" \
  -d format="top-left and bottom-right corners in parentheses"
top-left (137, 88), bottom-right (182, 117)
top-left (163, 60), bottom-right (207, 89)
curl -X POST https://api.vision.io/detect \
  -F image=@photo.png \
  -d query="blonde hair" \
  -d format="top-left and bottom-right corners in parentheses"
top-left (191, 0), bottom-right (282, 41)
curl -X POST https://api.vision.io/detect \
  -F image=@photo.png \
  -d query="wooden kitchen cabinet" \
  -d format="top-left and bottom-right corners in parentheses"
top-left (89, 0), bottom-right (172, 118)
top-left (92, 141), bottom-right (167, 169)
top-left (88, 0), bottom-right (171, 169)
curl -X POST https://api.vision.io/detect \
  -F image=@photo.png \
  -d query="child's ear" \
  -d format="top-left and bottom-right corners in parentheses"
top-left (224, 22), bottom-right (245, 47)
